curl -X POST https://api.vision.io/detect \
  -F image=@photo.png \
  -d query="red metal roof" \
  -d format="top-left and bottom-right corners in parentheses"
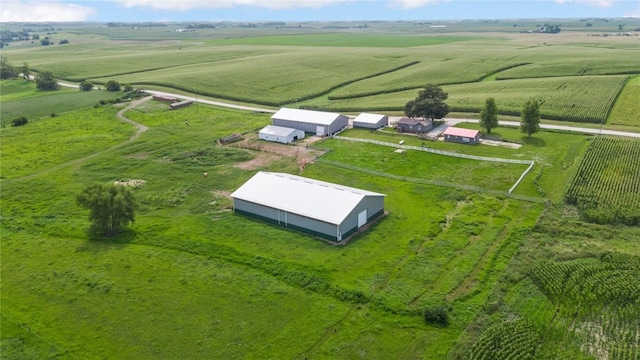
top-left (443, 127), bottom-right (479, 138)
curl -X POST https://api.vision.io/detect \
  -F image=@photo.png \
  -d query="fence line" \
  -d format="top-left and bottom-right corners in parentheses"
top-left (509, 161), bottom-right (535, 194)
top-left (316, 159), bottom-right (545, 203)
top-left (333, 136), bottom-right (534, 165)
top-left (331, 135), bottom-right (537, 195)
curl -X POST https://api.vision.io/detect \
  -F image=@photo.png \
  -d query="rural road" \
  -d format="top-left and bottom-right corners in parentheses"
top-left (144, 89), bottom-right (640, 139)
top-left (58, 80), bottom-right (640, 139)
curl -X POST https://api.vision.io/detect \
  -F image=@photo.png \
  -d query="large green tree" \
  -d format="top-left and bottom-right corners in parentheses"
top-left (79, 80), bottom-right (94, 91)
top-left (404, 84), bottom-right (450, 120)
top-left (520, 98), bottom-right (541, 137)
top-left (105, 80), bottom-right (121, 91)
top-left (77, 183), bottom-right (136, 237)
top-left (35, 71), bottom-right (60, 91)
top-left (479, 97), bottom-right (499, 134)
top-left (0, 56), bottom-right (18, 79)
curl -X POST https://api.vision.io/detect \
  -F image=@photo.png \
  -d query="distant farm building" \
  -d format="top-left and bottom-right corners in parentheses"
top-left (443, 127), bottom-right (480, 145)
top-left (271, 108), bottom-right (348, 136)
top-left (231, 172), bottom-right (386, 242)
top-left (153, 95), bottom-right (178, 102)
top-left (353, 113), bottom-right (388, 129)
top-left (259, 125), bottom-right (305, 144)
top-left (396, 118), bottom-right (432, 134)
top-left (169, 100), bottom-right (194, 110)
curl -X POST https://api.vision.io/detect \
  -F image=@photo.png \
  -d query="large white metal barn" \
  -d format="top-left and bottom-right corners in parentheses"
top-left (271, 108), bottom-right (348, 136)
top-left (259, 125), bottom-right (305, 144)
top-left (353, 113), bottom-right (389, 129)
top-left (231, 172), bottom-right (385, 242)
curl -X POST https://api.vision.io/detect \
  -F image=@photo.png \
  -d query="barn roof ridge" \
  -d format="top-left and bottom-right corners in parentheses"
top-left (231, 171), bottom-right (385, 225)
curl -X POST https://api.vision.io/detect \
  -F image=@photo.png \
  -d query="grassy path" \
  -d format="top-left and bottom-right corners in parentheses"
top-left (5, 97), bottom-right (151, 183)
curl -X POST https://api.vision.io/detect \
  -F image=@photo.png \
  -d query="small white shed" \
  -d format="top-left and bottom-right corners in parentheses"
top-left (353, 113), bottom-right (389, 129)
top-left (259, 125), bottom-right (305, 144)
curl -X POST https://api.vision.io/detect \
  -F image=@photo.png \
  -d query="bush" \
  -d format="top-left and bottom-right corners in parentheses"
top-left (12, 117), bottom-right (28, 126)
top-left (105, 80), bottom-right (121, 92)
top-left (79, 80), bottom-right (93, 91)
top-left (424, 305), bottom-right (449, 326)
top-left (35, 71), bottom-right (60, 91)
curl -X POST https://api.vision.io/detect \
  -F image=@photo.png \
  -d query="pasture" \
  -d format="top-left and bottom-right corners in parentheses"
top-left (2, 20), bottom-right (640, 359)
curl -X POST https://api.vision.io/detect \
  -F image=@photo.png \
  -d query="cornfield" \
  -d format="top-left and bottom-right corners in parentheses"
top-left (529, 252), bottom-right (640, 360)
top-left (566, 136), bottom-right (640, 225)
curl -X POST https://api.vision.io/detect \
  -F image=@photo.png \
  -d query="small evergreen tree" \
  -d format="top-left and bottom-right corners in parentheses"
top-left (479, 97), bottom-right (499, 134)
top-left (520, 98), bottom-right (541, 137)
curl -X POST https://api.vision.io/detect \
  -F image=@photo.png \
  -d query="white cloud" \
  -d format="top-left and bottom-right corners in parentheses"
top-left (555, 0), bottom-right (614, 8)
top-left (114, 0), bottom-right (352, 11)
top-left (387, 0), bottom-right (448, 10)
top-left (0, 1), bottom-right (95, 22)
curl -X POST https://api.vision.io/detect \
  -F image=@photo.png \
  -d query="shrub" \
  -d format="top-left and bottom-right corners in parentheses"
top-left (11, 117), bottom-right (28, 126)
top-left (79, 80), bottom-right (93, 91)
top-left (105, 80), bottom-right (121, 92)
top-left (424, 304), bottom-right (449, 326)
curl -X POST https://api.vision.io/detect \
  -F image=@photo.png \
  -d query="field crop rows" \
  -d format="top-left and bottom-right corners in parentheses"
top-left (3, 28), bottom-right (638, 123)
top-left (464, 318), bottom-right (539, 360)
top-left (566, 136), bottom-right (640, 225)
top-left (92, 48), bottom-right (416, 106)
top-left (530, 252), bottom-right (640, 310)
top-left (528, 252), bottom-right (640, 360)
top-left (309, 75), bottom-right (628, 123)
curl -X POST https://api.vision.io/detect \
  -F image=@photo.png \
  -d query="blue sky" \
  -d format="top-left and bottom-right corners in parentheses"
top-left (1, 0), bottom-right (639, 22)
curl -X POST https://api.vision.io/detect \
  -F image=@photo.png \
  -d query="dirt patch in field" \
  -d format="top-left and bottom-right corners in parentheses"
top-left (114, 179), bottom-right (146, 187)
top-left (229, 137), bottom-right (325, 170)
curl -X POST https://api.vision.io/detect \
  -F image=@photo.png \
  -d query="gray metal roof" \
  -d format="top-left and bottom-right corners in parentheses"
top-left (231, 172), bottom-right (385, 225)
top-left (259, 125), bottom-right (301, 137)
top-left (272, 108), bottom-right (344, 126)
top-left (353, 113), bottom-right (388, 124)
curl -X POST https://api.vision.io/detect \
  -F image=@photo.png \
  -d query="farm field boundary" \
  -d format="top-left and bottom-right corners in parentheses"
top-left (333, 135), bottom-right (535, 195)
top-left (566, 136), bottom-right (640, 226)
top-left (315, 159), bottom-right (543, 203)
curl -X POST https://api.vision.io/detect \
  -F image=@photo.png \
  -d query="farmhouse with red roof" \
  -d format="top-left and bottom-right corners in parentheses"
top-left (443, 127), bottom-right (480, 145)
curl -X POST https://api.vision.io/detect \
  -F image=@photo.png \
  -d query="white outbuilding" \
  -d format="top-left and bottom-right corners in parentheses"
top-left (353, 113), bottom-right (389, 129)
top-left (231, 172), bottom-right (385, 242)
top-left (259, 125), bottom-right (305, 144)
top-left (271, 108), bottom-right (348, 136)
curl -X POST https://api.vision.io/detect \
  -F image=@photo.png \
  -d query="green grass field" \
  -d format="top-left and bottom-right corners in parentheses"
top-left (0, 80), bottom-right (124, 126)
top-left (1, 21), bottom-right (640, 359)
